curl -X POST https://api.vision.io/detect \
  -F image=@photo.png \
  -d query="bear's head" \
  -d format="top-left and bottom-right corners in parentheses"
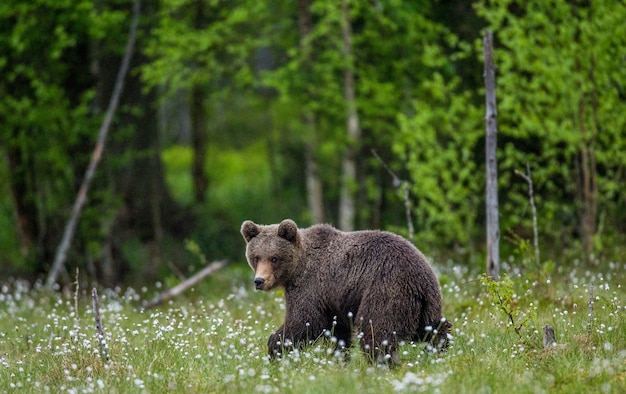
top-left (241, 219), bottom-right (301, 291)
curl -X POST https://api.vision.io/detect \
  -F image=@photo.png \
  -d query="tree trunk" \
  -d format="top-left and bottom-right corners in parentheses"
top-left (191, 0), bottom-right (209, 203)
top-left (89, 0), bottom-right (186, 286)
top-left (191, 84), bottom-right (209, 203)
top-left (5, 144), bottom-right (36, 259)
top-left (577, 144), bottom-right (597, 259)
top-left (305, 141), bottom-right (324, 223)
top-left (114, 84), bottom-right (169, 285)
top-left (575, 60), bottom-right (597, 260)
top-left (299, 0), bottom-right (325, 224)
top-left (484, 30), bottom-right (500, 281)
top-left (338, 0), bottom-right (361, 232)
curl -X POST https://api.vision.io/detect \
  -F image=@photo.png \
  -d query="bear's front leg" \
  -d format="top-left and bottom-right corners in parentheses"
top-left (267, 325), bottom-right (287, 358)
top-left (267, 322), bottom-right (320, 359)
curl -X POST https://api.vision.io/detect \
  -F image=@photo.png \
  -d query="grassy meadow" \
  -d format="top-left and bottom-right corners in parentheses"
top-left (0, 257), bottom-right (624, 393)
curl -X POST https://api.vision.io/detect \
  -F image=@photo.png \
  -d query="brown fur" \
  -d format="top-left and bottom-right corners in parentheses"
top-left (241, 219), bottom-right (451, 364)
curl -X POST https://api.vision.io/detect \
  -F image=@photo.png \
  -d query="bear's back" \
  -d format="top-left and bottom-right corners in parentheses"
top-left (302, 224), bottom-right (430, 277)
top-left (302, 223), bottom-right (343, 247)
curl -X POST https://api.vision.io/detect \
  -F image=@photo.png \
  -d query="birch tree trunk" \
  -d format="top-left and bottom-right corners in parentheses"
top-left (339, 0), bottom-right (361, 231)
top-left (484, 30), bottom-right (500, 281)
top-left (299, 0), bottom-right (325, 224)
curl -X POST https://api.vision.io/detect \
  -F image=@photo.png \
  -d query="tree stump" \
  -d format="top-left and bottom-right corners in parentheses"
top-left (543, 324), bottom-right (557, 348)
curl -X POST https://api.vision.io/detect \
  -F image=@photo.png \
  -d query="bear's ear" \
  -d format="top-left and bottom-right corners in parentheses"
top-left (277, 219), bottom-right (298, 243)
top-left (241, 220), bottom-right (260, 243)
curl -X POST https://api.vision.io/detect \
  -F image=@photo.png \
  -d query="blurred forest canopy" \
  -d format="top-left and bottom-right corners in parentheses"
top-left (1, 0), bottom-right (624, 286)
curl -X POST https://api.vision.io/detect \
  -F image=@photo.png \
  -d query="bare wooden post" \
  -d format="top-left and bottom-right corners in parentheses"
top-left (484, 30), bottom-right (500, 281)
top-left (543, 324), bottom-right (556, 348)
top-left (587, 281), bottom-right (593, 334)
top-left (92, 288), bottom-right (110, 363)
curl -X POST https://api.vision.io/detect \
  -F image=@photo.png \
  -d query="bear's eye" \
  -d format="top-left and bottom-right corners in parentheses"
top-left (271, 257), bottom-right (278, 264)
top-left (253, 256), bottom-right (260, 264)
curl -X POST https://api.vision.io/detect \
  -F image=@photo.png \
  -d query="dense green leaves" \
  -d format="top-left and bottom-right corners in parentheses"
top-left (1, 0), bottom-right (625, 282)
top-left (476, 0), bottom-right (626, 253)
top-left (141, 0), bottom-right (267, 94)
top-left (0, 0), bottom-right (109, 271)
top-left (394, 72), bottom-right (483, 251)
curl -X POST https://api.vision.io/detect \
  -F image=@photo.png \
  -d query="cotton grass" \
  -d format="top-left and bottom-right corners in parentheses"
top-left (0, 257), bottom-right (624, 393)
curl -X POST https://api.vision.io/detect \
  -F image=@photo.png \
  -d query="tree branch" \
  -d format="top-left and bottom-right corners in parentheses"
top-left (514, 163), bottom-right (540, 268)
top-left (371, 149), bottom-right (414, 243)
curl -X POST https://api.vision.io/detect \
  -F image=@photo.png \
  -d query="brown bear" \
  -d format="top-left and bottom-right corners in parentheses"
top-left (240, 219), bottom-right (450, 364)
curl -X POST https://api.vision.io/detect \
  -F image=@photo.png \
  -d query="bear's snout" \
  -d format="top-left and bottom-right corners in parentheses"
top-left (254, 277), bottom-right (266, 290)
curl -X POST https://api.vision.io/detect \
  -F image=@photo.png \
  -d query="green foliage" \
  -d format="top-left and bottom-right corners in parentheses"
top-left (161, 140), bottom-right (299, 262)
top-left (475, 0), bottom-right (626, 251)
top-left (507, 231), bottom-right (537, 269)
top-left (261, 1), bottom-right (462, 228)
top-left (2, 0), bottom-right (626, 282)
top-left (480, 273), bottom-right (536, 337)
top-left (141, 0), bottom-right (266, 95)
top-left (184, 239), bottom-right (207, 265)
top-left (0, 0), bottom-right (127, 272)
top-left (205, 142), bottom-right (272, 216)
top-left (199, 141), bottom-right (298, 260)
top-left (161, 145), bottom-right (194, 206)
top-left (394, 72), bottom-right (483, 252)
top-left (0, 161), bottom-right (21, 270)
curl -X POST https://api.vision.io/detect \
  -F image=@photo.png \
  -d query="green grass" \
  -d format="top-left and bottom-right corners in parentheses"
top-left (0, 259), bottom-right (624, 393)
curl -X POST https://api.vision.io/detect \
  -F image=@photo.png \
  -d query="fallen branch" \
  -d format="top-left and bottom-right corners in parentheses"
top-left (92, 288), bottom-right (110, 363)
top-left (142, 261), bottom-right (227, 310)
top-left (46, 0), bottom-right (141, 289)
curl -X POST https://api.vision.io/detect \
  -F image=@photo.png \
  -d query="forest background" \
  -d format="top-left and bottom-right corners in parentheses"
top-left (1, 0), bottom-right (625, 287)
